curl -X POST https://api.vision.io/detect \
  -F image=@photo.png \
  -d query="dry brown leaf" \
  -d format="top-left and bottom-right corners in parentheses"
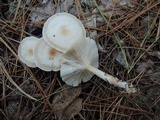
top-left (52, 85), bottom-right (82, 120)
top-left (60, 0), bottom-right (74, 12)
top-left (101, 0), bottom-right (136, 7)
top-left (7, 100), bottom-right (19, 120)
top-left (30, 0), bottom-right (55, 22)
top-left (7, 100), bottom-right (29, 120)
top-left (85, 11), bottom-right (97, 39)
top-left (99, 0), bottom-right (137, 17)
top-left (56, 0), bottom-right (77, 15)
top-left (60, 99), bottom-right (82, 120)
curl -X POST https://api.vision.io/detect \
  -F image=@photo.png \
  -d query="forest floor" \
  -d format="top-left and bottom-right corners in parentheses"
top-left (0, 0), bottom-right (160, 120)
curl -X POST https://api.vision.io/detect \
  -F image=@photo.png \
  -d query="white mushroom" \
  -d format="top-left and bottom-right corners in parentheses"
top-left (33, 38), bottom-right (63, 71)
top-left (61, 37), bottom-right (99, 86)
top-left (18, 36), bottom-right (38, 67)
top-left (61, 37), bottom-right (136, 93)
top-left (43, 12), bottom-right (86, 53)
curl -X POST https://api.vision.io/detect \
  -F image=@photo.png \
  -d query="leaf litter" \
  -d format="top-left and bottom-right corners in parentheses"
top-left (30, 0), bottom-right (55, 22)
top-left (0, 0), bottom-right (160, 119)
top-left (52, 85), bottom-right (82, 120)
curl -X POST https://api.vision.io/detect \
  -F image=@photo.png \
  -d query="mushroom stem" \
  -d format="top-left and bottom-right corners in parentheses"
top-left (86, 65), bottom-right (136, 93)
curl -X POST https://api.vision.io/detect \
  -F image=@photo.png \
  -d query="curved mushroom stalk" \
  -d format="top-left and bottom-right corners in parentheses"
top-left (61, 37), bottom-right (136, 93)
top-left (86, 65), bottom-right (136, 93)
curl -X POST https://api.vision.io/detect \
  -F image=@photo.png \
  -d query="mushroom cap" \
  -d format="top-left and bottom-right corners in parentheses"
top-left (60, 37), bottom-right (99, 86)
top-left (33, 38), bottom-right (63, 71)
top-left (43, 12), bottom-right (86, 53)
top-left (18, 36), bottom-right (38, 67)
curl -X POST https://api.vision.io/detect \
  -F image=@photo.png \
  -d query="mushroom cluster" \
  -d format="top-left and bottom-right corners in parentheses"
top-left (18, 13), bottom-right (136, 93)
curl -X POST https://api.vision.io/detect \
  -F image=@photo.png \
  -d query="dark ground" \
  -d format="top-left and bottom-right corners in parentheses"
top-left (0, 0), bottom-right (160, 120)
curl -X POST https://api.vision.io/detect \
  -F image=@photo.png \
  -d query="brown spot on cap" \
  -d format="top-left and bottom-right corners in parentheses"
top-left (60, 25), bottom-right (70, 37)
top-left (49, 48), bottom-right (56, 57)
top-left (28, 49), bottom-right (33, 56)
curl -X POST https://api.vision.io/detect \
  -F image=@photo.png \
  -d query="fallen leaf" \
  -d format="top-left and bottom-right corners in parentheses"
top-left (115, 51), bottom-right (127, 68)
top-left (7, 100), bottom-right (19, 120)
top-left (85, 10), bottom-right (97, 39)
top-left (136, 62), bottom-right (148, 73)
top-left (101, 0), bottom-right (136, 8)
top-left (81, 0), bottom-right (95, 8)
top-left (136, 60), bottom-right (153, 73)
top-left (62, 99), bottom-right (82, 119)
top-left (52, 85), bottom-right (82, 120)
top-left (30, 0), bottom-right (55, 22)
top-left (7, 100), bottom-right (29, 120)
top-left (95, 0), bottom-right (137, 18)
top-left (56, 0), bottom-right (74, 13)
